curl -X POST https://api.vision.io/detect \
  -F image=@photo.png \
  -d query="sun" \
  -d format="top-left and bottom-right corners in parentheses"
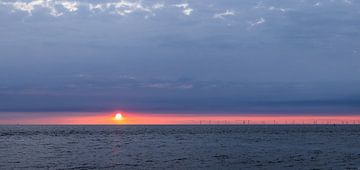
top-left (114, 113), bottom-right (123, 120)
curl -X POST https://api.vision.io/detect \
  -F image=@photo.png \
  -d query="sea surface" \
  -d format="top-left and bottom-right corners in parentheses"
top-left (1, 125), bottom-right (360, 169)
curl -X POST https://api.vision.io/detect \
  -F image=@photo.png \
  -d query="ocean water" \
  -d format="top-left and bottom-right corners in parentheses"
top-left (0, 125), bottom-right (360, 169)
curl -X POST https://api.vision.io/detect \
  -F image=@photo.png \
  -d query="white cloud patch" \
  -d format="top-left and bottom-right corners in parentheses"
top-left (59, 1), bottom-right (78, 12)
top-left (88, 3), bottom-right (106, 12)
top-left (107, 1), bottom-right (152, 16)
top-left (1, 0), bottom-right (164, 17)
top-left (152, 3), bottom-right (164, 9)
top-left (254, 2), bottom-right (290, 13)
top-left (268, 6), bottom-right (289, 12)
top-left (11, 1), bottom-right (40, 14)
top-left (248, 17), bottom-right (266, 28)
top-left (174, 3), bottom-right (193, 16)
top-left (0, 0), bottom-right (351, 21)
top-left (213, 10), bottom-right (235, 19)
top-left (1, 0), bottom-right (80, 16)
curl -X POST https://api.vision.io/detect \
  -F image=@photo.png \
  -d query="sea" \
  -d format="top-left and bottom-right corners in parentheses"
top-left (1, 125), bottom-right (360, 169)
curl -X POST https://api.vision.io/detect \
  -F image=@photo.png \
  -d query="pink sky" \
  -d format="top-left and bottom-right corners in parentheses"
top-left (1, 112), bottom-right (360, 125)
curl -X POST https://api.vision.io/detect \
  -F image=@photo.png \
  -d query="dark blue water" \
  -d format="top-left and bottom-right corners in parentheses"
top-left (1, 125), bottom-right (360, 169)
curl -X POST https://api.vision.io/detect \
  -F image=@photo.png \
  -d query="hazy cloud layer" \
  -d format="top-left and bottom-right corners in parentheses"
top-left (0, 0), bottom-right (360, 114)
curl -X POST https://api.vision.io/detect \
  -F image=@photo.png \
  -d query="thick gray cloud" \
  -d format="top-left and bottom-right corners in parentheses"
top-left (0, 0), bottom-right (360, 115)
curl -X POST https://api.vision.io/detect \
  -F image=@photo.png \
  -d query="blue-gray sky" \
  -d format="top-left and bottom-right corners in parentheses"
top-left (0, 0), bottom-right (360, 115)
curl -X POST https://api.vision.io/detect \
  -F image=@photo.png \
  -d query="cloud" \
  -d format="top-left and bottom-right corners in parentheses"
top-left (88, 3), bottom-right (106, 12)
top-left (0, 0), bottom-right (81, 16)
top-left (88, 1), bottom-right (163, 16)
top-left (174, 3), bottom-right (193, 16)
top-left (1, 0), bottom-right (360, 115)
top-left (1, 0), bottom-right (162, 17)
top-left (11, 1), bottom-right (41, 14)
top-left (268, 6), bottom-right (289, 12)
top-left (248, 17), bottom-right (265, 28)
top-left (1, 80), bottom-right (359, 114)
top-left (106, 1), bottom-right (152, 16)
top-left (254, 2), bottom-right (290, 13)
top-left (59, 1), bottom-right (78, 12)
top-left (152, 3), bottom-right (164, 10)
top-left (2, 0), bottom-right (61, 16)
top-left (213, 10), bottom-right (235, 19)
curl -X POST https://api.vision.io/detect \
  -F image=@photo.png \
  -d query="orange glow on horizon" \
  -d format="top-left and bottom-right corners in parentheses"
top-left (1, 112), bottom-right (360, 125)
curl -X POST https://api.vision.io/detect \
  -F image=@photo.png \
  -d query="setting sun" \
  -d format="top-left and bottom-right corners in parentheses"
top-left (114, 113), bottom-right (123, 120)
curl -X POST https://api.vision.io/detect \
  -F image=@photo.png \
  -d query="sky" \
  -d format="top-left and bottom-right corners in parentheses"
top-left (0, 0), bottom-right (360, 123)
